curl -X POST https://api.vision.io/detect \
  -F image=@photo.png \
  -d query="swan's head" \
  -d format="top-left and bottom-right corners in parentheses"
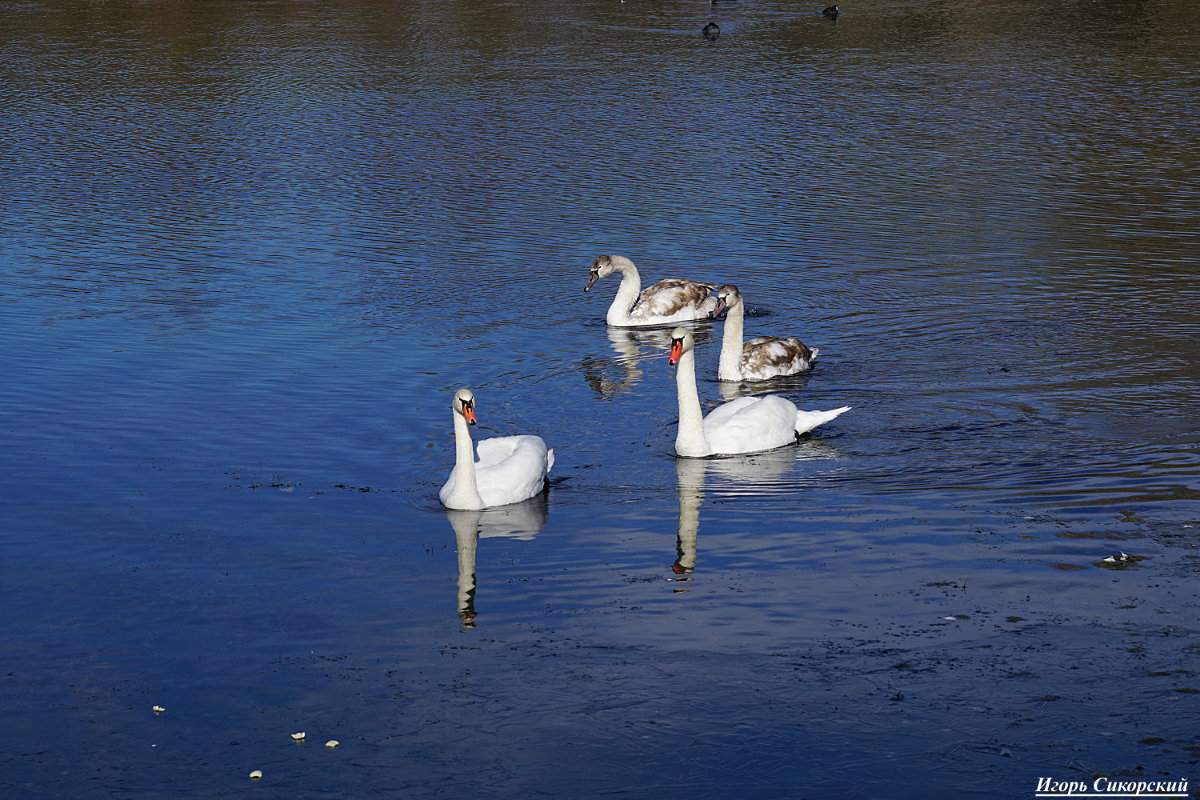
top-left (710, 284), bottom-right (742, 318)
top-left (453, 388), bottom-right (477, 425)
top-left (667, 327), bottom-right (694, 366)
top-left (584, 254), bottom-right (633, 291)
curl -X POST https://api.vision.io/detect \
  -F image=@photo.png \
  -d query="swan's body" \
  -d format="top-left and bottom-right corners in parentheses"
top-left (712, 284), bottom-right (818, 382)
top-left (585, 255), bottom-right (719, 327)
top-left (668, 328), bottom-right (850, 458)
top-left (439, 388), bottom-right (554, 511)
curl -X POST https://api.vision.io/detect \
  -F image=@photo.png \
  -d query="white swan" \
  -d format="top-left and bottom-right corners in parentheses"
top-left (712, 284), bottom-right (819, 382)
top-left (584, 254), bottom-right (719, 327)
top-left (668, 327), bottom-right (850, 458)
top-left (439, 388), bottom-right (554, 510)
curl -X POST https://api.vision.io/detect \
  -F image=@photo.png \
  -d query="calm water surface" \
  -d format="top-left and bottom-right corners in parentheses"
top-left (3, 0), bottom-right (1199, 797)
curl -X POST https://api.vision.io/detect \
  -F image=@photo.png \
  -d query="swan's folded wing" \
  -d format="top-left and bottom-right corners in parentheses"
top-left (701, 395), bottom-right (761, 427)
top-left (474, 435), bottom-right (552, 507)
top-left (741, 337), bottom-right (817, 380)
top-left (702, 395), bottom-right (798, 455)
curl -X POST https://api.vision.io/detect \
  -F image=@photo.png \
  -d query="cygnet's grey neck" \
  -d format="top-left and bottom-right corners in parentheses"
top-left (606, 262), bottom-right (643, 326)
top-left (717, 299), bottom-right (746, 381)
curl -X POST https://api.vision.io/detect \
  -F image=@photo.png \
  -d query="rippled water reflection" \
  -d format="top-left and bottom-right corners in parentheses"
top-left (3, 0), bottom-right (1199, 797)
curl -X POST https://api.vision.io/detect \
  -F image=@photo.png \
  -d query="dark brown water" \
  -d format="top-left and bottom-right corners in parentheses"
top-left (3, 0), bottom-right (1199, 797)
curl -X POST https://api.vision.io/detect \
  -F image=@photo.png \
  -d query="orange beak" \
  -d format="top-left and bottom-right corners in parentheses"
top-left (462, 402), bottom-right (477, 425)
top-left (668, 338), bottom-right (684, 365)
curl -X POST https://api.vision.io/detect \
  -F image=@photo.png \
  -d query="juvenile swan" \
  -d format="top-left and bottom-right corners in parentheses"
top-left (712, 284), bottom-right (819, 381)
top-left (439, 388), bottom-right (554, 510)
top-left (585, 255), bottom-right (719, 327)
top-left (667, 328), bottom-right (850, 458)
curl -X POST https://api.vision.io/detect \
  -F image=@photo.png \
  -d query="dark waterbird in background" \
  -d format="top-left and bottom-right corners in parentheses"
top-left (822, 4), bottom-right (840, 19)
top-left (702, 21), bottom-right (720, 40)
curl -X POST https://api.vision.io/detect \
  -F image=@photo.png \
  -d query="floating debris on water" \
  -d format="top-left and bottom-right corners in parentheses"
top-left (152, 705), bottom-right (165, 714)
top-left (325, 739), bottom-right (339, 748)
top-left (249, 770), bottom-right (263, 780)
top-left (1097, 552), bottom-right (1146, 568)
top-left (292, 731), bottom-right (306, 741)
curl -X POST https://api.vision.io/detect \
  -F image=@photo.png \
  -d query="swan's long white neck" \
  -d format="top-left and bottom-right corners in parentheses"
top-left (446, 410), bottom-right (484, 509)
top-left (717, 300), bottom-right (745, 381)
top-left (674, 345), bottom-right (711, 458)
top-left (605, 262), bottom-right (643, 326)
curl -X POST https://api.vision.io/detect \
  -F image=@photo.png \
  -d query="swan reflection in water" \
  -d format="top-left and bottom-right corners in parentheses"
top-left (716, 368), bottom-right (819, 404)
top-left (444, 494), bottom-right (548, 626)
top-left (670, 444), bottom-right (839, 585)
top-left (581, 324), bottom-right (715, 399)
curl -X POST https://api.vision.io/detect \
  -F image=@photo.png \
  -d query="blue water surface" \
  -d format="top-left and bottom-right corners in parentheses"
top-left (3, 0), bottom-right (1200, 797)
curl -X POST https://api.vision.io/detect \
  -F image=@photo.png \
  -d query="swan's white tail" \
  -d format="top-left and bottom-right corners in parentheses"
top-left (794, 405), bottom-right (851, 436)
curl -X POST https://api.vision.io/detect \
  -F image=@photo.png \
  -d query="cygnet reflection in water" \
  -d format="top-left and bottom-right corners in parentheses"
top-left (716, 368), bottom-right (819, 403)
top-left (445, 495), bottom-right (549, 626)
top-left (581, 324), bottom-right (715, 399)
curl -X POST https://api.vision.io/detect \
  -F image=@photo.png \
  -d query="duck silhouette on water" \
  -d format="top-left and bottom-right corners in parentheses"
top-left (822, 4), bottom-right (839, 19)
top-left (702, 21), bottom-right (720, 40)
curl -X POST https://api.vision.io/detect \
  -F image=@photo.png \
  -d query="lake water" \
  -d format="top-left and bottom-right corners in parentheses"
top-left (3, 0), bottom-right (1199, 797)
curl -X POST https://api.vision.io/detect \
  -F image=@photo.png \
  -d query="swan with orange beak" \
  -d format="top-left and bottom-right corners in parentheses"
top-left (667, 328), bottom-right (850, 458)
top-left (440, 388), bottom-right (554, 510)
